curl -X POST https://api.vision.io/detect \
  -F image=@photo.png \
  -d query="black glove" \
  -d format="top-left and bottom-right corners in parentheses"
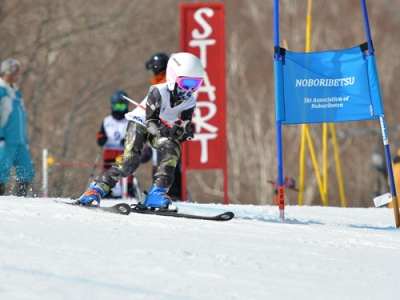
top-left (169, 124), bottom-right (184, 139)
top-left (160, 124), bottom-right (184, 139)
top-left (97, 133), bottom-right (107, 146)
top-left (120, 138), bottom-right (126, 146)
top-left (181, 121), bottom-right (195, 140)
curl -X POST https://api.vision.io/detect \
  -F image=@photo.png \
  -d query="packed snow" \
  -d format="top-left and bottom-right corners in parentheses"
top-left (0, 196), bottom-right (399, 300)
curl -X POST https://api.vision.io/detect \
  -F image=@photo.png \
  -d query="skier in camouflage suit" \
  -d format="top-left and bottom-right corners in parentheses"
top-left (78, 52), bottom-right (204, 210)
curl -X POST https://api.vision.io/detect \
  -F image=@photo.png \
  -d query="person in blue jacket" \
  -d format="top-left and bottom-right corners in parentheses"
top-left (0, 58), bottom-right (35, 196)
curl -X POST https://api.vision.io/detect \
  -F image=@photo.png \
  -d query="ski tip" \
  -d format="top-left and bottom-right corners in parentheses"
top-left (218, 211), bottom-right (234, 221)
top-left (116, 203), bottom-right (131, 215)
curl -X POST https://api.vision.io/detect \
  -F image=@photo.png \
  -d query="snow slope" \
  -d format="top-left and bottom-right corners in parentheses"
top-left (0, 197), bottom-right (399, 300)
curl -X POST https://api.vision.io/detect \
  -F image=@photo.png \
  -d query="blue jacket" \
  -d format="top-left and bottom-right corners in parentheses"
top-left (0, 77), bottom-right (28, 145)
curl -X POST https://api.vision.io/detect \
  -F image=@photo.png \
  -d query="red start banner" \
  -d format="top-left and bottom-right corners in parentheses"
top-left (180, 3), bottom-right (228, 204)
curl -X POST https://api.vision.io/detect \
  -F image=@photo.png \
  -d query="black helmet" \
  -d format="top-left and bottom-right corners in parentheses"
top-left (145, 52), bottom-right (169, 75)
top-left (110, 90), bottom-right (128, 112)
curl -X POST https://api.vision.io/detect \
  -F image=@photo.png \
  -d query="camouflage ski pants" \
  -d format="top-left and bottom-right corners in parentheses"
top-left (95, 121), bottom-right (180, 193)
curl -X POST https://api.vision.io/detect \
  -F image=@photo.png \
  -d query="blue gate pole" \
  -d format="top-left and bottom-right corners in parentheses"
top-left (273, 0), bottom-right (285, 220)
top-left (360, 0), bottom-right (400, 227)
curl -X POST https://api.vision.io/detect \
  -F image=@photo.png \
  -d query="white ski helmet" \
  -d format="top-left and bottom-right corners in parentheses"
top-left (166, 52), bottom-right (204, 91)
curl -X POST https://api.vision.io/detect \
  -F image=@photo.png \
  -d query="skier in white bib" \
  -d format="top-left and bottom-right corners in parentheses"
top-left (78, 52), bottom-right (204, 210)
top-left (97, 90), bottom-right (137, 199)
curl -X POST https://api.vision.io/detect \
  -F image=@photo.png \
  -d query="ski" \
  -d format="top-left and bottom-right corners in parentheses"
top-left (131, 204), bottom-right (234, 221)
top-left (53, 200), bottom-right (234, 220)
top-left (53, 199), bottom-right (131, 215)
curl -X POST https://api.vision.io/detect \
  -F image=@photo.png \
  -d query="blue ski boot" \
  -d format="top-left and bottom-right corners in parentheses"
top-left (78, 182), bottom-right (106, 206)
top-left (144, 185), bottom-right (177, 211)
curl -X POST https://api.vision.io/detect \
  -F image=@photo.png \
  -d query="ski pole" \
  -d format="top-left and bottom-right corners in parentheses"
top-left (121, 95), bottom-right (146, 110)
top-left (121, 95), bottom-right (172, 128)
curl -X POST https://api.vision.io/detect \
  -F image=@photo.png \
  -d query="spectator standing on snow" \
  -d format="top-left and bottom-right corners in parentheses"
top-left (146, 52), bottom-right (183, 201)
top-left (96, 90), bottom-right (132, 198)
top-left (0, 58), bottom-right (35, 196)
top-left (78, 52), bottom-right (204, 210)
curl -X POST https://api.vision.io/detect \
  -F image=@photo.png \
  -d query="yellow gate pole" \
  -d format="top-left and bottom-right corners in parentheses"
top-left (299, 0), bottom-right (327, 206)
top-left (330, 123), bottom-right (347, 207)
top-left (305, 126), bottom-right (327, 205)
top-left (298, 0), bottom-right (346, 207)
top-left (298, 125), bottom-right (306, 206)
top-left (322, 123), bottom-right (329, 205)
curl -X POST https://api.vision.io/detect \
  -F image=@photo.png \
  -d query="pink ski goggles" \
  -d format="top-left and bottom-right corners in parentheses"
top-left (176, 77), bottom-right (203, 91)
